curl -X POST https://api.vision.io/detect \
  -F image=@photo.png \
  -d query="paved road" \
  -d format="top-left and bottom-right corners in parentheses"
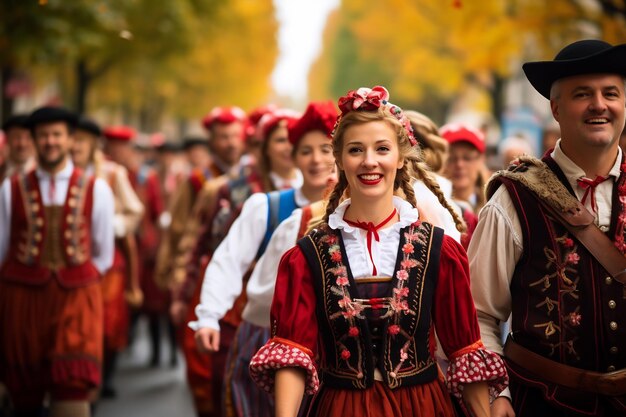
top-left (94, 317), bottom-right (196, 417)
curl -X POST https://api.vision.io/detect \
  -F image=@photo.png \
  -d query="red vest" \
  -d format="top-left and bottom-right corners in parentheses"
top-left (0, 169), bottom-right (100, 288)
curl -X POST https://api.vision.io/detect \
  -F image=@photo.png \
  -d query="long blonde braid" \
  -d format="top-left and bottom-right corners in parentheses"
top-left (410, 160), bottom-right (466, 233)
top-left (322, 171), bottom-right (348, 223)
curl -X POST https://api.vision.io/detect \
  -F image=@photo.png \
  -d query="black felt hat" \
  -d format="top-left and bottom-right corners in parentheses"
top-left (522, 39), bottom-right (626, 99)
top-left (182, 136), bottom-right (209, 150)
top-left (76, 116), bottom-right (102, 137)
top-left (2, 114), bottom-right (30, 132)
top-left (25, 106), bottom-right (78, 129)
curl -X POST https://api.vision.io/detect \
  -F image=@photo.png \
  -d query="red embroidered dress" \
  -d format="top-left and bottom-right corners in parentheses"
top-left (250, 198), bottom-right (507, 416)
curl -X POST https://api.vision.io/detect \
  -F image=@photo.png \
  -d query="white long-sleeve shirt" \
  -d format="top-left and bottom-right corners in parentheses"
top-left (189, 187), bottom-right (309, 331)
top-left (0, 159), bottom-right (115, 274)
top-left (468, 140), bottom-right (621, 398)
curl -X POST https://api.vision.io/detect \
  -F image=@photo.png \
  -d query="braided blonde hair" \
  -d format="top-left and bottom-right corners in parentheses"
top-left (323, 107), bottom-right (466, 233)
top-left (404, 110), bottom-right (449, 174)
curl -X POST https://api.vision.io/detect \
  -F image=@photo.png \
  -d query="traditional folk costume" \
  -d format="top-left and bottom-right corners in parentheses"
top-left (190, 186), bottom-right (308, 415)
top-left (187, 103), bottom-right (327, 417)
top-left (0, 156), bottom-right (115, 409)
top-left (250, 197), bottom-right (507, 416)
top-left (1, 115), bottom-right (37, 183)
top-left (471, 144), bottom-right (626, 416)
top-left (469, 40), bottom-right (626, 416)
top-left (93, 126), bottom-right (145, 358)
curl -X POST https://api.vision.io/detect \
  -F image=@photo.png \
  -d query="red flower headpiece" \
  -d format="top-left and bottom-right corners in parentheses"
top-left (334, 86), bottom-right (417, 147)
top-left (202, 106), bottom-right (247, 130)
top-left (288, 101), bottom-right (338, 146)
top-left (257, 108), bottom-right (301, 142)
top-left (246, 104), bottom-right (278, 140)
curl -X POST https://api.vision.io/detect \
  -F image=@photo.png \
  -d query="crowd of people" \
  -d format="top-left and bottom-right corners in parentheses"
top-left (0, 38), bottom-right (625, 417)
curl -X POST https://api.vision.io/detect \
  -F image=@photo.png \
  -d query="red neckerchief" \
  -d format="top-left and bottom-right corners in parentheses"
top-left (344, 207), bottom-right (397, 275)
top-left (577, 175), bottom-right (610, 212)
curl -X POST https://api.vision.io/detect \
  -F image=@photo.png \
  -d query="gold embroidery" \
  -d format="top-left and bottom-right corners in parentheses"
top-left (534, 321), bottom-right (560, 338)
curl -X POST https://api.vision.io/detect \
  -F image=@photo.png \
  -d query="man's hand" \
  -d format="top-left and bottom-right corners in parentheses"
top-left (195, 327), bottom-right (221, 353)
top-left (491, 397), bottom-right (515, 417)
top-left (169, 300), bottom-right (189, 326)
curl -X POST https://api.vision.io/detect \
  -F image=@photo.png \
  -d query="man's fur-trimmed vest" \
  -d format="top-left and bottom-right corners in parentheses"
top-left (297, 220), bottom-right (443, 390)
top-left (1, 169), bottom-right (99, 288)
top-left (488, 155), bottom-right (626, 414)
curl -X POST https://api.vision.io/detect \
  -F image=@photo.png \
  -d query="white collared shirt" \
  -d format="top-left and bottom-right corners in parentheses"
top-left (328, 196), bottom-right (419, 278)
top-left (190, 187), bottom-right (310, 331)
top-left (0, 159), bottom-right (115, 274)
top-left (468, 140), bottom-right (622, 398)
top-left (269, 170), bottom-right (303, 190)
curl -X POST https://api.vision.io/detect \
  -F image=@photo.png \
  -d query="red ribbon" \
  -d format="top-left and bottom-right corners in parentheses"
top-left (344, 208), bottom-right (397, 275)
top-left (576, 175), bottom-right (610, 212)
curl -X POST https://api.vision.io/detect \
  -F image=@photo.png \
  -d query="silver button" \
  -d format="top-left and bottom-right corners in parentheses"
top-left (610, 346), bottom-right (619, 354)
top-left (372, 327), bottom-right (379, 333)
top-left (600, 225), bottom-right (609, 232)
top-left (606, 276), bottom-right (613, 285)
top-left (608, 365), bottom-right (616, 372)
top-left (609, 300), bottom-right (617, 309)
top-left (610, 321), bottom-right (618, 331)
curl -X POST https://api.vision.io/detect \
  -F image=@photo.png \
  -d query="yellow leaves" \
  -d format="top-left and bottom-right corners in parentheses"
top-left (311, 0), bottom-right (626, 117)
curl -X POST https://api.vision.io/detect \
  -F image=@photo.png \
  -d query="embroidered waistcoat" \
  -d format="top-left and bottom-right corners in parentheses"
top-left (1, 169), bottom-right (99, 288)
top-left (488, 155), bottom-right (626, 414)
top-left (297, 221), bottom-right (443, 390)
top-left (207, 166), bottom-right (264, 256)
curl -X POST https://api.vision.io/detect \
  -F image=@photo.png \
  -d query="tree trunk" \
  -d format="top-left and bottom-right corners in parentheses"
top-left (75, 60), bottom-right (91, 114)
top-left (1, 65), bottom-right (15, 123)
top-left (491, 73), bottom-right (506, 127)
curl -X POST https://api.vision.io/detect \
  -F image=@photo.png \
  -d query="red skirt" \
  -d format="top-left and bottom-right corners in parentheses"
top-left (101, 248), bottom-right (129, 351)
top-left (0, 279), bottom-right (102, 406)
top-left (312, 377), bottom-right (457, 417)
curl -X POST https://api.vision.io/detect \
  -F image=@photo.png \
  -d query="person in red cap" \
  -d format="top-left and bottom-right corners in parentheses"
top-left (74, 120), bottom-right (145, 398)
top-left (154, 108), bottom-right (248, 311)
top-left (102, 125), bottom-right (166, 393)
top-left (170, 106), bottom-right (304, 417)
top-left (0, 106), bottom-right (115, 417)
top-left (469, 40), bottom-right (626, 416)
top-left (441, 123), bottom-right (489, 248)
top-left (191, 101), bottom-right (338, 417)
top-left (248, 87), bottom-right (506, 417)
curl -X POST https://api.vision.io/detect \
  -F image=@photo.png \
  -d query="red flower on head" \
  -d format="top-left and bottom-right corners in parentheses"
top-left (341, 349), bottom-right (351, 360)
top-left (337, 86), bottom-right (389, 114)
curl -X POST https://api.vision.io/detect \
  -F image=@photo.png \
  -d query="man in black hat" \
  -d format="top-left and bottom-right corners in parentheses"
top-left (0, 106), bottom-right (115, 417)
top-left (1, 114), bottom-right (35, 182)
top-left (468, 40), bottom-right (626, 416)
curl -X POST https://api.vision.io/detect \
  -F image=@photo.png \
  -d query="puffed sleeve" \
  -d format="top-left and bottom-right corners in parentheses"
top-left (249, 245), bottom-right (320, 395)
top-left (433, 235), bottom-right (508, 402)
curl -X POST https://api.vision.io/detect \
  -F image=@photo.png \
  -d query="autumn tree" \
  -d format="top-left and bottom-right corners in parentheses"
top-left (309, 0), bottom-right (626, 124)
top-left (0, 0), bottom-right (278, 129)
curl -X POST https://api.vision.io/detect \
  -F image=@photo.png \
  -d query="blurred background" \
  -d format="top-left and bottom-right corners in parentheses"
top-left (2, 0), bottom-right (625, 156)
